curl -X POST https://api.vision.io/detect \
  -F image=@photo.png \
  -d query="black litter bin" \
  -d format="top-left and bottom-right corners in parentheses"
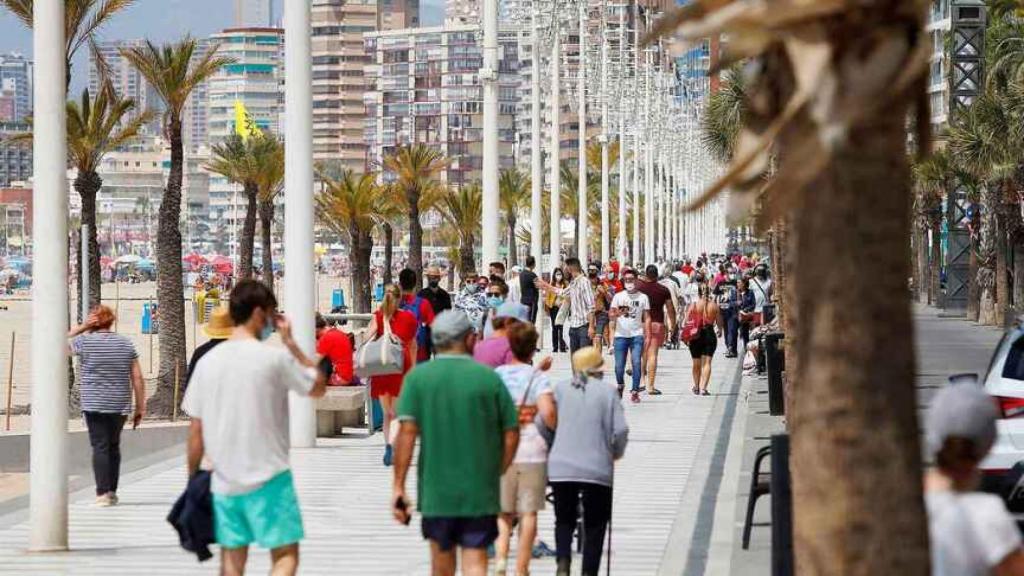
top-left (766, 332), bottom-right (786, 416)
top-left (771, 434), bottom-right (793, 576)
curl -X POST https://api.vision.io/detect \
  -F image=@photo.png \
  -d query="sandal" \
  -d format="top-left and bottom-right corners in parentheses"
top-left (692, 386), bottom-right (700, 395)
top-left (702, 389), bottom-right (711, 396)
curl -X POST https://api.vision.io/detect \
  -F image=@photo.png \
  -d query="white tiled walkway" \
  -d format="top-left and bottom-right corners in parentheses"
top-left (0, 350), bottom-right (735, 575)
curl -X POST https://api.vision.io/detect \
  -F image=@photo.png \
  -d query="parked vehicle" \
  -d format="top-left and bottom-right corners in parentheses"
top-left (979, 320), bottom-right (1024, 475)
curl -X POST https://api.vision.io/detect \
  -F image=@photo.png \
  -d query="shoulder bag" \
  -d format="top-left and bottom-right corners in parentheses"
top-left (680, 301), bottom-right (707, 345)
top-left (355, 314), bottom-right (404, 377)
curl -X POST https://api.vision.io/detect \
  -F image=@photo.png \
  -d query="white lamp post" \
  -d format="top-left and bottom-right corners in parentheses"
top-left (599, 0), bottom-right (610, 266)
top-left (481, 0), bottom-right (500, 270)
top-left (576, 0), bottom-right (588, 265)
top-left (549, 27), bottom-right (562, 271)
top-left (285, 0), bottom-right (316, 448)
top-left (30, 0), bottom-right (68, 551)
top-left (530, 3), bottom-right (544, 266)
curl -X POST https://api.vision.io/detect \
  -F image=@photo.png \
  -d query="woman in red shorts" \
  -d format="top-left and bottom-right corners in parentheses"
top-left (365, 284), bottom-right (418, 466)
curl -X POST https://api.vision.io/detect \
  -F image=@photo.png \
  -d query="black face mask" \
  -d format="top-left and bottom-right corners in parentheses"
top-left (588, 270), bottom-right (598, 278)
top-left (428, 279), bottom-right (440, 288)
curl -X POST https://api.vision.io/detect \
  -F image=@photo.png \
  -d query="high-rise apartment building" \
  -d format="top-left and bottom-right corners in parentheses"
top-left (0, 54), bottom-right (30, 123)
top-left (89, 40), bottom-right (163, 132)
top-left (364, 24), bottom-right (519, 186)
top-left (206, 27), bottom-right (284, 145)
top-left (928, 0), bottom-right (952, 128)
top-left (311, 0), bottom-right (419, 167)
top-left (235, 0), bottom-right (273, 27)
top-left (184, 38), bottom-right (214, 152)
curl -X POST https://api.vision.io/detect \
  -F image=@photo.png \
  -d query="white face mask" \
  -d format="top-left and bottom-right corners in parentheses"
top-left (624, 282), bottom-right (636, 292)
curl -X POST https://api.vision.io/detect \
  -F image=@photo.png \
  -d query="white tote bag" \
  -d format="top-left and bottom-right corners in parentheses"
top-left (355, 315), bottom-right (404, 378)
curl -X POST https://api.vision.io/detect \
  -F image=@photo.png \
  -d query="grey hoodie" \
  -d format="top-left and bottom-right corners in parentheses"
top-left (545, 374), bottom-right (629, 487)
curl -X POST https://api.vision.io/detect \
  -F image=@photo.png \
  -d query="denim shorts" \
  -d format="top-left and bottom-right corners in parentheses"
top-left (213, 470), bottom-right (304, 550)
top-left (421, 515), bottom-right (498, 551)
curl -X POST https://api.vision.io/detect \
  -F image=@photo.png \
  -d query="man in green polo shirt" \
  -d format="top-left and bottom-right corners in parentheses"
top-left (393, 309), bottom-right (520, 576)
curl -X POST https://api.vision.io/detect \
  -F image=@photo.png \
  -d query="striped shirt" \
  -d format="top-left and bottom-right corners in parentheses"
top-left (559, 275), bottom-right (595, 329)
top-left (72, 332), bottom-right (138, 414)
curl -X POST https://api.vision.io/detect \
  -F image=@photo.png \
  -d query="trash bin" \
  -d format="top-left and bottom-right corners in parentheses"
top-left (766, 332), bottom-right (786, 416)
top-left (771, 434), bottom-right (793, 576)
top-left (142, 303), bottom-right (158, 334)
top-left (331, 288), bottom-right (346, 310)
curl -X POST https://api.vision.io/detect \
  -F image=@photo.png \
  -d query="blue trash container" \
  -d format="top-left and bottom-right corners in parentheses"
top-left (142, 303), bottom-right (157, 334)
top-left (331, 288), bottom-right (346, 309)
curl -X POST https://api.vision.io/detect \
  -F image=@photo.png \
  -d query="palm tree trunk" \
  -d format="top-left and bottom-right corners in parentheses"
top-left (968, 212), bottom-right (981, 321)
top-left (238, 183), bottom-right (258, 279)
top-left (383, 222), bottom-right (394, 286)
top-left (350, 225), bottom-right (373, 313)
top-left (997, 211), bottom-right (1009, 327)
top-left (1014, 237), bottom-right (1024, 313)
top-left (75, 171), bottom-right (103, 318)
top-left (508, 214), bottom-right (518, 267)
top-left (789, 117), bottom-right (928, 572)
top-left (407, 189), bottom-right (423, 278)
top-left (152, 117), bottom-right (188, 416)
top-left (259, 200), bottom-right (274, 289)
top-left (460, 233), bottom-right (475, 278)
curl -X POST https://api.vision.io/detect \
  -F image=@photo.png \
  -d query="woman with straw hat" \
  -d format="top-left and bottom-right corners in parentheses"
top-left (186, 308), bottom-right (233, 385)
top-left (543, 347), bottom-right (629, 576)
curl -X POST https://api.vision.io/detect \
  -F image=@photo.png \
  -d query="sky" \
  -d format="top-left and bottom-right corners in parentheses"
top-left (0, 0), bottom-right (445, 93)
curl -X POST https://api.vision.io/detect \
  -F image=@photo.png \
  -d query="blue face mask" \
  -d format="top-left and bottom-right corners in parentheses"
top-left (258, 315), bottom-right (275, 341)
top-left (487, 296), bottom-right (504, 309)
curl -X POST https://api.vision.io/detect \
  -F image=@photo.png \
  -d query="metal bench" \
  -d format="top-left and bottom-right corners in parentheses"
top-left (742, 445), bottom-right (772, 549)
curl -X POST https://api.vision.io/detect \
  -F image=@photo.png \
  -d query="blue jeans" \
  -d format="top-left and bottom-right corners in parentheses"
top-left (723, 307), bottom-right (739, 354)
top-left (614, 336), bottom-right (645, 392)
top-left (569, 325), bottom-right (592, 355)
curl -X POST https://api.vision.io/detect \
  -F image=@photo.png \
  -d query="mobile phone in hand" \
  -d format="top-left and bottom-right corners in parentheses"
top-left (395, 496), bottom-right (411, 526)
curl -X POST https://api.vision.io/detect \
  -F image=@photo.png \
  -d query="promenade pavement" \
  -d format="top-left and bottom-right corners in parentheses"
top-left (0, 344), bottom-right (741, 575)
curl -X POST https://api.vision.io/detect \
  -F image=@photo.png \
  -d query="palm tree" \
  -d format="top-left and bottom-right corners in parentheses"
top-left (120, 38), bottom-right (232, 413)
top-left (67, 80), bottom-right (152, 315)
top-left (316, 169), bottom-right (380, 313)
top-left (439, 183), bottom-right (482, 277)
top-left (383, 144), bottom-right (449, 278)
top-left (206, 134), bottom-right (261, 279)
top-left (647, 2), bottom-right (932, 571)
top-left (255, 137), bottom-right (284, 289)
top-left (377, 182), bottom-right (404, 285)
top-left (499, 167), bottom-right (530, 266)
top-left (702, 65), bottom-right (747, 163)
top-left (1, 0), bottom-right (135, 90)
top-left (912, 148), bottom-right (958, 306)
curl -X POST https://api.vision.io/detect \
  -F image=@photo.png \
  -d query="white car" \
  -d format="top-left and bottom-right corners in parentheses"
top-left (980, 325), bottom-right (1024, 474)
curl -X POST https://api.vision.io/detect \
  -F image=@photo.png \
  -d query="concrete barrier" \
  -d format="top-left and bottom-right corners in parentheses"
top-left (0, 421), bottom-right (189, 474)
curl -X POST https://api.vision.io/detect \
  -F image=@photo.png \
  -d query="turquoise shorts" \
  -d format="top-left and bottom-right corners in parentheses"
top-left (213, 470), bottom-right (305, 550)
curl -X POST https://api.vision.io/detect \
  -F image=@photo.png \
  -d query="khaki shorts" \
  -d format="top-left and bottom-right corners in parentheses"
top-left (500, 463), bottom-right (547, 514)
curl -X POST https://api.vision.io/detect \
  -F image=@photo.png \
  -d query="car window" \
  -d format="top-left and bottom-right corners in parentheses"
top-left (1002, 337), bottom-right (1024, 381)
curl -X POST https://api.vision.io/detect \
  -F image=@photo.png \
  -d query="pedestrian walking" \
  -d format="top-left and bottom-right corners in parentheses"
top-left (685, 282), bottom-right (721, 396)
top-left (474, 301), bottom-right (531, 368)
top-left (392, 310), bottom-right (521, 576)
top-left (187, 307), bottom-right (232, 384)
top-left (482, 279), bottom-right (511, 337)
top-left (454, 274), bottom-right (489, 334)
top-left (494, 323), bottom-right (557, 576)
top-left (543, 347), bottom-right (629, 576)
top-left (68, 305), bottom-right (146, 507)
top-left (366, 284), bottom-right (419, 466)
top-left (737, 278), bottom-right (756, 352)
top-left (592, 280), bottom-right (612, 355)
top-left (717, 273), bottom-right (740, 358)
top-left (544, 269), bottom-right (569, 352)
top-left (537, 258), bottom-right (595, 355)
top-left (418, 266), bottom-right (452, 316)
top-left (183, 279), bottom-right (327, 576)
top-left (399, 268), bottom-right (436, 363)
top-left (610, 269), bottom-right (651, 402)
top-left (519, 256), bottom-right (541, 326)
top-left (637, 265), bottom-right (676, 395)
top-left (924, 383), bottom-right (1024, 575)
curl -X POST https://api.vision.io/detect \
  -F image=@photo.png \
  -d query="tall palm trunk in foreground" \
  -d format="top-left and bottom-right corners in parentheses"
top-left (239, 182), bottom-right (258, 279)
top-left (259, 199), bottom-right (274, 288)
top-left (646, 1), bottom-right (930, 572)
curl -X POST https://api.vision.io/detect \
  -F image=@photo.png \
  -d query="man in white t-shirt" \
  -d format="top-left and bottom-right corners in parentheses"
top-left (925, 383), bottom-right (1024, 576)
top-left (184, 279), bottom-right (326, 576)
top-left (609, 269), bottom-right (650, 403)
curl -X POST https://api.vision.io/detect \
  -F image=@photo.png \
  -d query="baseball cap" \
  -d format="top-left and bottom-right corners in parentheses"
top-left (925, 383), bottom-right (999, 457)
top-left (431, 309), bottom-right (474, 347)
top-left (494, 301), bottom-right (530, 322)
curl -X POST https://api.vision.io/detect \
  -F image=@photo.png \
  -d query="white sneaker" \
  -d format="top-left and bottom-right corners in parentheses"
top-left (108, 493), bottom-right (119, 506)
top-left (94, 493), bottom-right (113, 507)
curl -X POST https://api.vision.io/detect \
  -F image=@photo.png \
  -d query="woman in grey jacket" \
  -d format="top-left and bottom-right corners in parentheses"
top-left (545, 346), bottom-right (629, 576)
